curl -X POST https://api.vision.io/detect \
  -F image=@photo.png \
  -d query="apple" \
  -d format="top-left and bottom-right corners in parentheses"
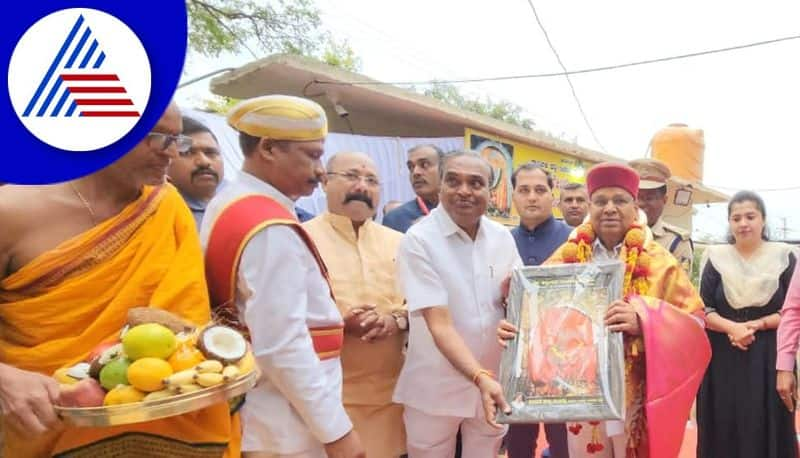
top-left (58, 378), bottom-right (106, 407)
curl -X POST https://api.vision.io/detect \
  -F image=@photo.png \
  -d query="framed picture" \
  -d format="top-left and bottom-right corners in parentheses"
top-left (497, 261), bottom-right (626, 424)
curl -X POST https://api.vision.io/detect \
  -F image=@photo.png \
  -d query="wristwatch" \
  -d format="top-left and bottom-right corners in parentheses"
top-left (391, 311), bottom-right (408, 331)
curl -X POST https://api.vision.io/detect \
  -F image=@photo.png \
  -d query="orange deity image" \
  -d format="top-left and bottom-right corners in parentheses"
top-left (478, 143), bottom-right (512, 218)
top-left (527, 306), bottom-right (599, 397)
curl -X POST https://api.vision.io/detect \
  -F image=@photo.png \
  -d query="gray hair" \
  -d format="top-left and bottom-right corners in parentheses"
top-left (408, 144), bottom-right (445, 163)
top-left (560, 182), bottom-right (586, 192)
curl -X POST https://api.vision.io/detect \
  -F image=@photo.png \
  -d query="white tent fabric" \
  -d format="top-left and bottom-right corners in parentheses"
top-left (183, 108), bottom-right (462, 221)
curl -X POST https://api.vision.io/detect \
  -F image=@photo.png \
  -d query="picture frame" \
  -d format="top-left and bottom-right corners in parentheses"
top-left (497, 261), bottom-right (626, 424)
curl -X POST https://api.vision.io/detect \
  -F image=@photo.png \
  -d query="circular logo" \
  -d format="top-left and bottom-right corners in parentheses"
top-left (2, 1), bottom-right (186, 184)
top-left (8, 8), bottom-right (150, 152)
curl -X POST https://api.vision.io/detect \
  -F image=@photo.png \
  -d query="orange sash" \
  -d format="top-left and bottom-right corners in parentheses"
top-left (0, 185), bottom-right (234, 457)
top-left (204, 194), bottom-right (343, 359)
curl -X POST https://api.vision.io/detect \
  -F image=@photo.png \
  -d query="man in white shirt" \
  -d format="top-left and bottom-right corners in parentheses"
top-left (200, 95), bottom-right (364, 458)
top-left (394, 150), bottom-right (521, 457)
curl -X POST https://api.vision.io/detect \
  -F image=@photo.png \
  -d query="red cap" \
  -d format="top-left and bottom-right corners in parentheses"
top-left (586, 162), bottom-right (640, 197)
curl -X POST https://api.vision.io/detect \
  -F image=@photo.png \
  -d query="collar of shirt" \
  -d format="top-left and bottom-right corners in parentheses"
top-left (178, 190), bottom-right (208, 212)
top-left (238, 171), bottom-right (296, 215)
top-left (322, 211), bottom-right (373, 243)
top-left (650, 218), bottom-right (665, 237)
top-left (592, 237), bottom-right (623, 260)
top-left (517, 215), bottom-right (558, 236)
top-left (432, 206), bottom-right (485, 241)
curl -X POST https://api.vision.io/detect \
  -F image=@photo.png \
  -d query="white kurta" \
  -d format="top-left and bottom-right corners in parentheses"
top-left (201, 172), bottom-right (352, 455)
top-left (393, 206), bottom-right (521, 456)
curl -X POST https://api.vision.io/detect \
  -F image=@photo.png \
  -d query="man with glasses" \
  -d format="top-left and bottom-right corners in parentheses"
top-left (303, 152), bottom-right (408, 457)
top-left (629, 158), bottom-right (694, 273)
top-left (201, 95), bottom-right (364, 458)
top-left (0, 102), bottom-right (236, 456)
top-left (168, 116), bottom-right (225, 230)
top-left (496, 163), bottom-right (709, 458)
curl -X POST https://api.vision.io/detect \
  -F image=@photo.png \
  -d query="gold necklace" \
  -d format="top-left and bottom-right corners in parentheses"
top-left (69, 182), bottom-right (97, 224)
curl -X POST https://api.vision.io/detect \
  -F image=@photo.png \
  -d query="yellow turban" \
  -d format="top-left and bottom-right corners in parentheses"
top-left (227, 95), bottom-right (328, 141)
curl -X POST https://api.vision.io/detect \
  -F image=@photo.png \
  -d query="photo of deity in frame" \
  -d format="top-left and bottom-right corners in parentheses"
top-left (498, 261), bottom-right (626, 424)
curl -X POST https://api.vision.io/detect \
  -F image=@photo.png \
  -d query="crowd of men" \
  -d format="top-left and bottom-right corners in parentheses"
top-left (0, 94), bottom-right (715, 458)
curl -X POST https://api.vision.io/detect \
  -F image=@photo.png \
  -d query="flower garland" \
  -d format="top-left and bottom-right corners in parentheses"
top-left (561, 222), bottom-right (651, 456)
top-left (561, 222), bottom-right (650, 296)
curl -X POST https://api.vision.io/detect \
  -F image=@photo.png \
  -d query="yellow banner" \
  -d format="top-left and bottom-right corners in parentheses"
top-left (465, 129), bottom-right (588, 223)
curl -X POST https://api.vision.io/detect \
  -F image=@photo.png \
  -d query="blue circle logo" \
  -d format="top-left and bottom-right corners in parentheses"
top-left (2, 1), bottom-right (186, 184)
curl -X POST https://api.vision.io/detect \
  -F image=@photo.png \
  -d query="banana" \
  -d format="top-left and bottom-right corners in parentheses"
top-left (222, 365), bottom-right (240, 381)
top-left (163, 369), bottom-right (197, 387)
top-left (143, 389), bottom-right (174, 402)
top-left (236, 352), bottom-right (255, 374)
top-left (194, 372), bottom-right (225, 387)
top-left (174, 383), bottom-right (204, 394)
top-left (194, 360), bottom-right (224, 374)
top-left (167, 384), bottom-right (182, 394)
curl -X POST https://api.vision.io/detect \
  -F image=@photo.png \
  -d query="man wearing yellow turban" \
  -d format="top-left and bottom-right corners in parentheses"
top-left (201, 95), bottom-right (364, 458)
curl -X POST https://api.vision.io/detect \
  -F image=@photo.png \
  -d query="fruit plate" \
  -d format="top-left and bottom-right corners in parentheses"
top-left (55, 369), bottom-right (258, 427)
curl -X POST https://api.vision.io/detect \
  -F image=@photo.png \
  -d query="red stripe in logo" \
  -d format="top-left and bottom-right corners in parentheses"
top-left (60, 74), bottom-right (119, 81)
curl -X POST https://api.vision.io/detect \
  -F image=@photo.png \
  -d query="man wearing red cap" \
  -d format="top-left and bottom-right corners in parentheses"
top-left (496, 163), bottom-right (710, 458)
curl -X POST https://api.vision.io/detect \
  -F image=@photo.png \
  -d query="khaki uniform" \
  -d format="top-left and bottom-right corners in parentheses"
top-left (651, 218), bottom-right (693, 273)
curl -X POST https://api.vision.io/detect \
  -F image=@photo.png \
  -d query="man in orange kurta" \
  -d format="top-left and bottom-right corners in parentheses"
top-left (0, 103), bottom-right (235, 457)
top-left (303, 152), bottom-right (407, 457)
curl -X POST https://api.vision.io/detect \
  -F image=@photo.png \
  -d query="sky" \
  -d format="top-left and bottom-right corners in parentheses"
top-left (176, 0), bottom-right (800, 241)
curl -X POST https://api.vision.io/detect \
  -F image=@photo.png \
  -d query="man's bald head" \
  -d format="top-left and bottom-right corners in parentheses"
top-left (326, 151), bottom-right (376, 171)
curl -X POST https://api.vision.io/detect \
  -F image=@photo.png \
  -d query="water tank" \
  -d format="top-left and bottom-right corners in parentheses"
top-left (649, 123), bottom-right (705, 182)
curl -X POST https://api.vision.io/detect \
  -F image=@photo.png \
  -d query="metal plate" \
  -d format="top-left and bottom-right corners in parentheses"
top-left (56, 369), bottom-right (258, 427)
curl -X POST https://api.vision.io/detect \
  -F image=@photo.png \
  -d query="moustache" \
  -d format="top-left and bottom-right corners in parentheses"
top-left (191, 167), bottom-right (219, 181)
top-left (344, 193), bottom-right (374, 209)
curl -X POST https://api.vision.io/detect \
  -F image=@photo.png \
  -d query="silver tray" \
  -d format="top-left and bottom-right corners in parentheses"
top-left (56, 369), bottom-right (258, 427)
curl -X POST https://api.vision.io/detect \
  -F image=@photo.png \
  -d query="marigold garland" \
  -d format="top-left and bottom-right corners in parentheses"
top-left (562, 223), bottom-right (650, 295)
top-left (562, 222), bottom-right (650, 456)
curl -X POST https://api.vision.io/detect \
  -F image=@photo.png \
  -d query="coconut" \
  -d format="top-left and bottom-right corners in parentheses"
top-left (126, 307), bottom-right (195, 334)
top-left (66, 362), bottom-right (91, 380)
top-left (196, 325), bottom-right (247, 364)
top-left (89, 343), bottom-right (124, 379)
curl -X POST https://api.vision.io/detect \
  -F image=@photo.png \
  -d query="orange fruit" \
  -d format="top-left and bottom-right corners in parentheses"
top-left (168, 344), bottom-right (206, 372)
top-left (127, 358), bottom-right (173, 392)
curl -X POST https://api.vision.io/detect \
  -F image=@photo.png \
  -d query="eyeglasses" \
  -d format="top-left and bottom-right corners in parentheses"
top-left (327, 171), bottom-right (381, 187)
top-left (591, 197), bottom-right (633, 208)
top-left (147, 133), bottom-right (193, 154)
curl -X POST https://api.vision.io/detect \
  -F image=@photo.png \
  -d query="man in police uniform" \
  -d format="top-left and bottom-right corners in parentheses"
top-left (629, 158), bottom-right (694, 273)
